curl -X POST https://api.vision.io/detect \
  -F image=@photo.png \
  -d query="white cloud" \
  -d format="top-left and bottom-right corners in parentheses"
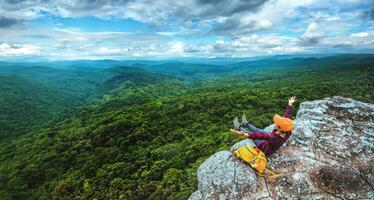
top-left (215, 40), bottom-right (225, 45)
top-left (298, 22), bottom-right (325, 46)
top-left (122, 1), bottom-right (172, 25)
top-left (269, 46), bottom-right (302, 53)
top-left (304, 22), bottom-right (321, 35)
top-left (324, 31), bottom-right (374, 48)
top-left (257, 19), bottom-right (272, 29)
top-left (0, 0), bottom-right (372, 59)
top-left (0, 43), bottom-right (40, 57)
top-left (157, 32), bottom-right (178, 36)
top-left (177, 34), bottom-right (304, 58)
top-left (351, 32), bottom-right (369, 37)
top-left (168, 42), bottom-right (185, 54)
top-left (96, 47), bottom-right (122, 55)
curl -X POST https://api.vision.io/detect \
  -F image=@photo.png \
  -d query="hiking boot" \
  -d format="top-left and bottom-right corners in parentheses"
top-left (233, 117), bottom-right (240, 130)
top-left (241, 113), bottom-right (248, 125)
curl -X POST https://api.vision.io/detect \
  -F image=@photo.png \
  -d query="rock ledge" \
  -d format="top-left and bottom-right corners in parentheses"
top-left (189, 96), bottom-right (374, 200)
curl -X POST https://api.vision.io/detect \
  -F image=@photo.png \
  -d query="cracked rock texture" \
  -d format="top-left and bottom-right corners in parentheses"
top-left (189, 96), bottom-right (374, 200)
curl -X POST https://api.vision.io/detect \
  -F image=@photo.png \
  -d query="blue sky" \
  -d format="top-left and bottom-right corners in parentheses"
top-left (0, 0), bottom-right (373, 60)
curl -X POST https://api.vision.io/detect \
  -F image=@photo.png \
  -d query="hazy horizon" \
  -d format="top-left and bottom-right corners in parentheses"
top-left (1, 53), bottom-right (373, 63)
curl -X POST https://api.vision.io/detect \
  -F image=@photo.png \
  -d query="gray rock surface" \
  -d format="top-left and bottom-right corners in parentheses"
top-left (189, 96), bottom-right (374, 200)
top-left (191, 151), bottom-right (257, 200)
top-left (230, 139), bottom-right (256, 152)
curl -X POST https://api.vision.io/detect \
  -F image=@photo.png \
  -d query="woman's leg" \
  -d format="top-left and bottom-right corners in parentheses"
top-left (239, 126), bottom-right (249, 133)
top-left (238, 126), bottom-right (263, 146)
top-left (253, 139), bottom-right (265, 146)
top-left (234, 118), bottom-right (270, 146)
top-left (244, 123), bottom-right (271, 146)
top-left (245, 123), bottom-right (267, 133)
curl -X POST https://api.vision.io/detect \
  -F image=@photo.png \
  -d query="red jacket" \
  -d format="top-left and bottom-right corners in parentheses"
top-left (246, 106), bottom-right (293, 156)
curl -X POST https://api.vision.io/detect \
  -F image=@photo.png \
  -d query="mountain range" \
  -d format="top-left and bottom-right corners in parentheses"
top-left (0, 54), bottom-right (373, 199)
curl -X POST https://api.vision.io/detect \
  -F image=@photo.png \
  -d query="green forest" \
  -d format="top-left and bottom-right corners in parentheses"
top-left (0, 55), bottom-right (373, 200)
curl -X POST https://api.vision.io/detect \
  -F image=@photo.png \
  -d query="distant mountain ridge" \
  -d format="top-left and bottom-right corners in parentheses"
top-left (1, 54), bottom-right (373, 70)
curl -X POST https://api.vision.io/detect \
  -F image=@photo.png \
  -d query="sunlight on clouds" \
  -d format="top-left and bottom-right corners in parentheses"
top-left (298, 22), bottom-right (325, 46)
top-left (168, 42), bottom-right (185, 54)
top-left (0, 0), bottom-right (372, 59)
top-left (0, 43), bottom-right (40, 57)
top-left (351, 32), bottom-right (369, 37)
top-left (97, 47), bottom-right (121, 55)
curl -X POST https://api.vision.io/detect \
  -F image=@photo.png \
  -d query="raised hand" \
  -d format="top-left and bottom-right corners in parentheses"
top-left (288, 96), bottom-right (297, 106)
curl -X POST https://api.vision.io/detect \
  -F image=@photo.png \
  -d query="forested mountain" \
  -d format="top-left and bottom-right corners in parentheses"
top-left (0, 55), bottom-right (373, 199)
top-left (0, 75), bottom-right (81, 139)
top-left (0, 65), bottom-right (109, 101)
top-left (0, 65), bottom-right (175, 140)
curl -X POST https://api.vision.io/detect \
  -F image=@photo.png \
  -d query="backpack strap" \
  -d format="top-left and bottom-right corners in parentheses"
top-left (243, 145), bottom-right (259, 163)
top-left (263, 168), bottom-right (283, 179)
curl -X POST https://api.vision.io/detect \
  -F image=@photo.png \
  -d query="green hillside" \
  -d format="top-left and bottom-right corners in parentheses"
top-left (0, 65), bottom-right (171, 139)
top-left (0, 65), bottom-right (109, 101)
top-left (0, 75), bottom-right (81, 139)
top-left (0, 56), bottom-right (373, 200)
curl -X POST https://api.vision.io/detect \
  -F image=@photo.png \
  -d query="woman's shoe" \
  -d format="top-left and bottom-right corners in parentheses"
top-left (241, 113), bottom-right (248, 125)
top-left (233, 117), bottom-right (240, 130)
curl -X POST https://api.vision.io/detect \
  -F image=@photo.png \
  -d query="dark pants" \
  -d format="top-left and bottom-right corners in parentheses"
top-left (239, 123), bottom-right (271, 146)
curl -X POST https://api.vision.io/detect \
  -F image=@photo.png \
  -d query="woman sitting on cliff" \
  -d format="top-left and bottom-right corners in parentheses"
top-left (231, 96), bottom-right (296, 156)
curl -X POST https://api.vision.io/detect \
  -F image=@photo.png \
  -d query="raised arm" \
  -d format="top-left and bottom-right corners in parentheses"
top-left (284, 96), bottom-right (296, 119)
top-left (283, 106), bottom-right (292, 119)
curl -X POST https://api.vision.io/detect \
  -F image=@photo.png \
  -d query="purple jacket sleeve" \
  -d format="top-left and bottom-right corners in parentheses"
top-left (283, 105), bottom-right (292, 119)
top-left (246, 132), bottom-right (276, 141)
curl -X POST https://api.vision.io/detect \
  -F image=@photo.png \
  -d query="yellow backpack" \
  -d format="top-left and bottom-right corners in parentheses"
top-left (234, 144), bottom-right (281, 178)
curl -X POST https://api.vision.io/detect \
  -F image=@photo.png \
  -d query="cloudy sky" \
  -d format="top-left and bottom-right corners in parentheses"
top-left (0, 0), bottom-right (373, 60)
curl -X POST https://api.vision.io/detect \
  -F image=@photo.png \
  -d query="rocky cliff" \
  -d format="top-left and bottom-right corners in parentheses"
top-left (189, 96), bottom-right (374, 200)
